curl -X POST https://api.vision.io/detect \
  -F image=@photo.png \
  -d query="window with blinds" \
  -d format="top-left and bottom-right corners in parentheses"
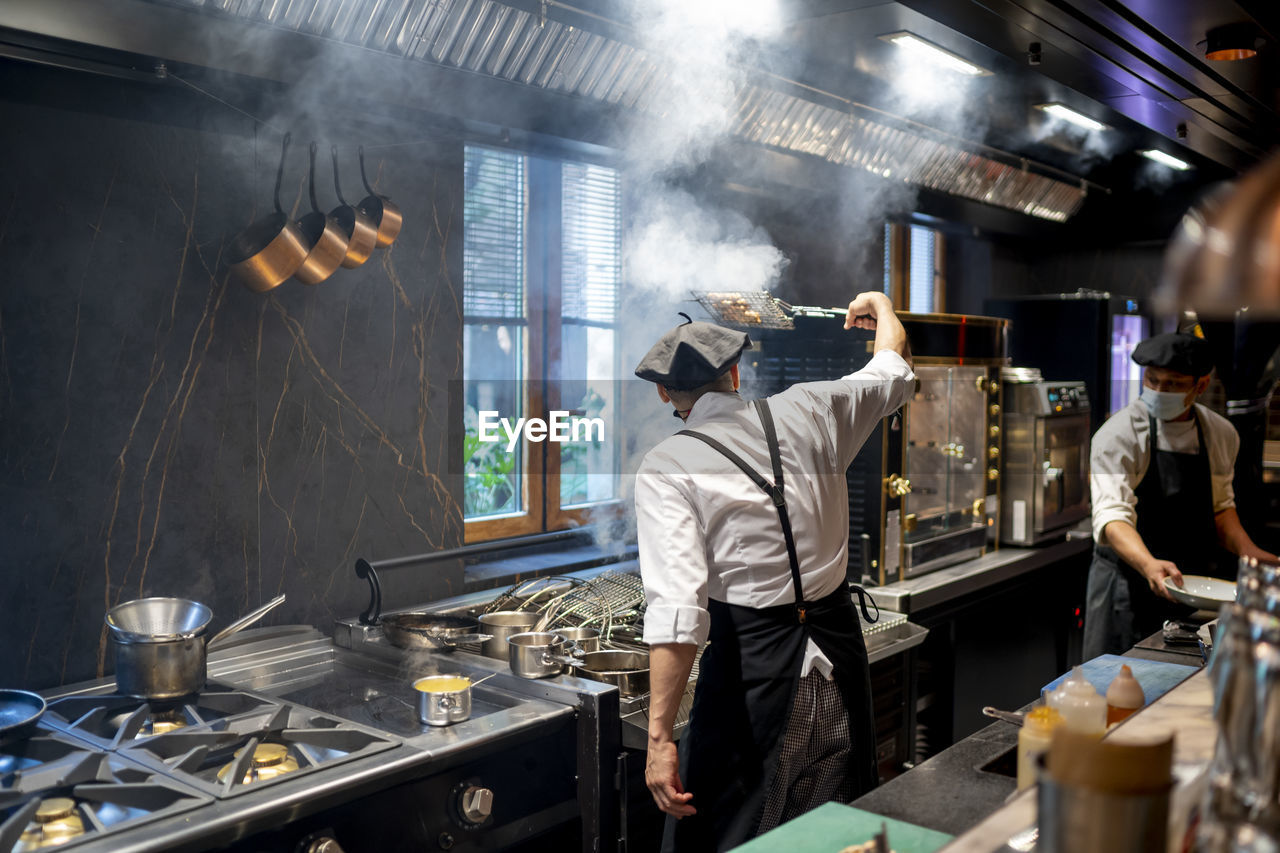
top-left (883, 221), bottom-right (943, 314)
top-left (462, 146), bottom-right (625, 535)
top-left (559, 161), bottom-right (621, 508)
top-left (908, 224), bottom-right (936, 314)
top-left (464, 147), bottom-right (525, 319)
top-left (561, 162), bottom-right (620, 325)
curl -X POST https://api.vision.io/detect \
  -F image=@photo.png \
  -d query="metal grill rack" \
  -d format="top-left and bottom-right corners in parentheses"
top-left (481, 571), bottom-right (646, 642)
top-left (693, 290), bottom-right (795, 330)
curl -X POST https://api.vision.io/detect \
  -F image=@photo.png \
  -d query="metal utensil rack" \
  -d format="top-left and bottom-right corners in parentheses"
top-left (481, 571), bottom-right (646, 642)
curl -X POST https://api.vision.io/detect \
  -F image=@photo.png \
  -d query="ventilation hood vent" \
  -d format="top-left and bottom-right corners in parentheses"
top-left (152, 0), bottom-right (1087, 221)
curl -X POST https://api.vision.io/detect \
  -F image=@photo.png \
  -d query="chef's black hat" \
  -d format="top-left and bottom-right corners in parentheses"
top-left (634, 314), bottom-right (752, 391)
top-left (1131, 332), bottom-right (1214, 377)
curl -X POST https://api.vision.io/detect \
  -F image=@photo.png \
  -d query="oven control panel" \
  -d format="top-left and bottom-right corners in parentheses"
top-left (1042, 382), bottom-right (1089, 414)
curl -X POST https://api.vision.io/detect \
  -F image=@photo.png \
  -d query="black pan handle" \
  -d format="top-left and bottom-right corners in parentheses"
top-left (359, 145), bottom-right (378, 197)
top-left (355, 558), bottom-right (383, 626)
top-left (272, 132), bottom-right (292, 216)
top-left (331, 145), bottom-right (350, 206)
top-left (308, 142), bottom-right (323, 214)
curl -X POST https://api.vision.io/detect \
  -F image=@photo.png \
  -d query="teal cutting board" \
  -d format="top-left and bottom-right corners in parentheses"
top-left (1042, 654), bottom-right (1198, 705)
top-left (732, 802), bottom-right (953, 853)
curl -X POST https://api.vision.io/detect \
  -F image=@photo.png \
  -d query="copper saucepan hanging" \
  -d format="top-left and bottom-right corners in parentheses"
top-left (330, 145), bottom-right (377, 268)
top-left (293, 142), bottom-right (349, 286)
top-left (357, 145), bottom-right (403, 249)
top-left (227, 133), bottom-right (309, 292)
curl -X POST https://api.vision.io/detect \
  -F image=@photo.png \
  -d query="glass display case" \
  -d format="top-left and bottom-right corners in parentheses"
top-left (884, 364), bottom-right (998, 579)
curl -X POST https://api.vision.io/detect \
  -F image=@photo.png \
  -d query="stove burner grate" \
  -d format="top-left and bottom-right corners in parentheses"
top-left (0, 733), bottom-right (209, 852)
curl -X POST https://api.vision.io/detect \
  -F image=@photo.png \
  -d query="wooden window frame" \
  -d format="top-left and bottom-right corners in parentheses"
top-left (464, 150), bottom-right (625, 543)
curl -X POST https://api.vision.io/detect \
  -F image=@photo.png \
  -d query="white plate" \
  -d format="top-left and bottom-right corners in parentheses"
top-left (1164, 575), bottom-right (1237, 610)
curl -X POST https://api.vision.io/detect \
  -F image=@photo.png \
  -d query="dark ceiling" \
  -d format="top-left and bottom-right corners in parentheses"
top-left (775, 0), bottom-right (1279, 187)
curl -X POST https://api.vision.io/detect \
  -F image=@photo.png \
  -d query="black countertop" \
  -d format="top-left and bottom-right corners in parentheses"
top-left (849, 633), bottom-right (1206, 837)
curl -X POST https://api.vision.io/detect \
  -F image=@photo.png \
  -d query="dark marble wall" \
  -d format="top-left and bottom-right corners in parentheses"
top-left (0, 63), bottom-right (466, 689)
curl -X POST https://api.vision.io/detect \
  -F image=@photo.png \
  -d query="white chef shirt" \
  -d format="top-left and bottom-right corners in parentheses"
top-left (1090, 398), bottom-right (1238, 546)
top-left (635, 350), bottom-right (915, 678)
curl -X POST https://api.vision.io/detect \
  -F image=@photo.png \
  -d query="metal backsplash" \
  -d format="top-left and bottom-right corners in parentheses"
top-left (153, 0), bottom-right (1086, 221)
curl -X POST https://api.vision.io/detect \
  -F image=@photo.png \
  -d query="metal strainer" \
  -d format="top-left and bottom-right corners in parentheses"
top-left (106, 597), bottom-right (213, 643)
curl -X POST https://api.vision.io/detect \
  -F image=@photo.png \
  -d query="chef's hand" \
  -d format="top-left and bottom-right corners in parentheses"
top-left (844, 291), bottom-right (893, 331)
top-left (646, 739), bottom-right (695, 818)
top-left (1141, 558), bottom-right (1184, 601)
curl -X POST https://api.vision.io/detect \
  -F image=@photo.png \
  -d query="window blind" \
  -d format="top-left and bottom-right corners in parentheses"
top-left (561, 162), bottom-right (620, 324)
top-left (909, 224), bottom-right (936, 314)
top-left (464, 146), bottom-right (526, 319)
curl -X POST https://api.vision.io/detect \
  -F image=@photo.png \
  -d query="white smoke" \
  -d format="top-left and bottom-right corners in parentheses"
top-left (625, 189), bottom-right (790, 300)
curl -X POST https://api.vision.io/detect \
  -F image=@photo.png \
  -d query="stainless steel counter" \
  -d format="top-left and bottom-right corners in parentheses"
top-left (866, 534), bottom-right (1093, 615)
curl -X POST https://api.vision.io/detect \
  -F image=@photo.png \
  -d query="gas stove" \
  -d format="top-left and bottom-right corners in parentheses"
top-left (0, 628), bottom-right (596, 853)
top-left (0, 729), bottom-right (208, 852)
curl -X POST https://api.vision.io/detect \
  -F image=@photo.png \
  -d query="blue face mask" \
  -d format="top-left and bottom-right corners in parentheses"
top-left (1140, 387), bottom-right (1190, 421)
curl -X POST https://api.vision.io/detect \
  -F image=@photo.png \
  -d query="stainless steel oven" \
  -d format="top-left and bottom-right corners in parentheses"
top-left (998, 368), bottom-right (1091, 545)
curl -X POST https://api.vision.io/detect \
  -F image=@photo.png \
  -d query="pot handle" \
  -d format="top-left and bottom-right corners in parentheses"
top-left (208, 594), bottom-right (287, 648)
top-left (332, 145), bottom-right (351, 206)
top-left (272, 132), bottom-right (292, 216)
top-left (439, 633), bottom-right (494, 648)
top-left (355, 558), bottom-right (383, 626)
top-left (308, 142), bottom-right (324, 214)
top-left (359, 146), bottom-right (379, 197)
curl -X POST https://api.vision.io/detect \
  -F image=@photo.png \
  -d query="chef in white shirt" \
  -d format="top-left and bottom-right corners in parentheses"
top-left (634, 291), bottom-right (914, 851)
top-left (1085, 331), bottom-right (1275, 658)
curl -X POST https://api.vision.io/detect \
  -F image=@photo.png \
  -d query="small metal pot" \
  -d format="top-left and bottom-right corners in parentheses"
top-left (107, 598), bottom-right (212, 699)
top-left (330, 146), bottom-right (378, 269)
top-left (106, 595), bottom-right (286, 699)
top-left (554, 626), bottom-right (600, 652)
top-left (572, 650), bottom-right (650, 698)
top-left (227, 133), bottom-right (309, 293)
top-left (478, 611), bottom-right (540, 660)
top-left (414, 675), bottom-right (472, 726)
top-left (507, 632), bottom-right (582, 679)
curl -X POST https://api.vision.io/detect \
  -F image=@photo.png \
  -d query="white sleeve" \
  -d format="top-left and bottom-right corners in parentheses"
top-left (789, 350), bottom-right (915, 467)
top-left (1090, 414), bottom-right (1146, 545)
top-left (635, 460), bottom-right (711, 646)
top-left (1208, 414), bottom-right (1239, 513)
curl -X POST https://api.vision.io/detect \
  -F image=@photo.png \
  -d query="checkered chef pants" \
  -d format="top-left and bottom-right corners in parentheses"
top-left (755, 670), bottom-right (854, 834)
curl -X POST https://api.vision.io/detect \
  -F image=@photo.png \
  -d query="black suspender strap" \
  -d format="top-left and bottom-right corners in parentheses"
top-left (676, 399), bottom-right (810, 624)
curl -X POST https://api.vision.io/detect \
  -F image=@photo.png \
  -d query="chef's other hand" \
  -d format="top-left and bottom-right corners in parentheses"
top-left (646, 740), bottom-right (695, 818)
top-left (844, 291), bottom-right (893, 331)
top-left (1142, 558), bottom-right (1183, 601)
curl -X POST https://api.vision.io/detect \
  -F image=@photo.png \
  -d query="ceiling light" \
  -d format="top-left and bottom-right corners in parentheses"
top-left (880, 32), bottom-right (992, 77)
top-left (1035, 103), bottom-right (1108, 133)
top-left (1204, 22), bottom-right (1261, 61)
top-left (1140, 149), bottom-right (1192, 171)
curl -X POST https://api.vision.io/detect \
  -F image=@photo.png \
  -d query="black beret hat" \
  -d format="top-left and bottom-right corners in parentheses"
top-left (1131, 332), bottom-right (1214, 377)
top-left (634, 314), bottom-right (752, 391)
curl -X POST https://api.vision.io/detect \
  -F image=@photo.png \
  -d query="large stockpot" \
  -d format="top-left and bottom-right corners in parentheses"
top-left (572, 650), bottom-right (649, 698)
top-left (106, 595), bottom-right (286, 699)
top-left (507, 632), bottom-right (582, 679)
top-left (477, 611), bottom-right (539, 659)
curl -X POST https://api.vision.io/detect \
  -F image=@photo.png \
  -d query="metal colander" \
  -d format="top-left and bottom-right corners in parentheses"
top-left (106, 597), bottom-right (213, 643)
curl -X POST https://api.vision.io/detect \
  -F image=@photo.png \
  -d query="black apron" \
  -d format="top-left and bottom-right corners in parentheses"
top-left (662, 399), bottom-right (878, 852)
top-left (1084, 410), bottom-right (1223, 659)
